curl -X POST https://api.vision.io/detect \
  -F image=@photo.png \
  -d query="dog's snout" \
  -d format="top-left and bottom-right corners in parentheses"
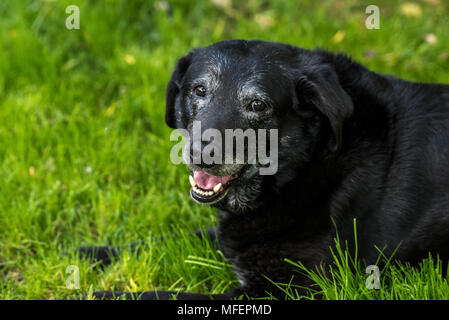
top-left (190, 140), bottom-right (203, 159)
top-left (189, 140), bottom-right (217, 168)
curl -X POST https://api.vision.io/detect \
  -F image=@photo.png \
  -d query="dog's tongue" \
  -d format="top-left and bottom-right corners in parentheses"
top-left (193, 171), bottom-right (233, 190)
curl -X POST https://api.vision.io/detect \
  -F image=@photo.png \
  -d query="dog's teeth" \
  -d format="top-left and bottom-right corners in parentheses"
top-left (192, 184), bottom-right (216, 197)
top-left (213, 183), bottom-right (222, 193)
top-left (189, 176), bottom-right (196, 188)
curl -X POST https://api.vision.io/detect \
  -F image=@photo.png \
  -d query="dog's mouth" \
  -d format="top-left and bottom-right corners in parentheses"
top-left (189, 167), bottom-right (245, 204)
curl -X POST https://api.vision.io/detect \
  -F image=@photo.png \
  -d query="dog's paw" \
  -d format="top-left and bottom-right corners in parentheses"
top-left (72, 290), bottom-right (241, 300)
top-left (76, 245), bottom-right (120, 267)
top-left (71, 290), bottom-right (129, 300)
top-left (73, 290), bottom-right (178, 300)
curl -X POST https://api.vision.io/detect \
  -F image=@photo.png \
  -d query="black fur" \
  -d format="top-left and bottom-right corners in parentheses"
top-left (82, 40), bottom-right (449, 300)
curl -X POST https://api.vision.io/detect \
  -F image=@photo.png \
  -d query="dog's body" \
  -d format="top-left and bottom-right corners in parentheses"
top-left (83, 40), bottom-right (449, 299)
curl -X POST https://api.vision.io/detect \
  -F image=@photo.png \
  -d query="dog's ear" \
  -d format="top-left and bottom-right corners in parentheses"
top-left (294, 65), bottom-right (353, 151)
top-left (165, 51), bottom-right (195, 129)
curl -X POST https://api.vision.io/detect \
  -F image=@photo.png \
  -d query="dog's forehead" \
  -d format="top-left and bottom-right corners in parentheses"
top-left (189, 47), bottom-right (285, 90)
top-left (201, 46), bottom-right (275, 73)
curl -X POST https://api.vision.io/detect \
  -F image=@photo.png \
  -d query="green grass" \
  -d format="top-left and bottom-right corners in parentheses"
top-left (275, 221), bottom-right (449, 300)
top-left (0, 0), bottom-right (448, 300)
top-left (289, 251), bottom-right (449, 300)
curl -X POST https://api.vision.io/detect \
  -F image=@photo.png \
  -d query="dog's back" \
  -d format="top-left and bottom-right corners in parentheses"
top-left (373, 80), bottom-right (449, 263)
top-left (318, 54), bottom-right (449, 264)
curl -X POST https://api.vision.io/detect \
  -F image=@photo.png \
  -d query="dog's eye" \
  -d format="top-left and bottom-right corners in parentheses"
top-left (193, 85), bottom-right (207, 97)
top-left (250, 100), bottom-right (266, 112)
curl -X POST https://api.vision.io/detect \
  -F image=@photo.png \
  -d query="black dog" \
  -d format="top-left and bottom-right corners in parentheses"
top-left (81, 40), bottom-right (449, 300)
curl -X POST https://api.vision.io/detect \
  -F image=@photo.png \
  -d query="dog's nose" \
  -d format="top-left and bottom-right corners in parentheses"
top-left (190, 140), bottom-right (217, 168)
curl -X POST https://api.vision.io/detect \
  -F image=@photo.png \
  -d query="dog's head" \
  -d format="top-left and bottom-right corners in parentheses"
top-left (166, 40), bottom-right (353, 213)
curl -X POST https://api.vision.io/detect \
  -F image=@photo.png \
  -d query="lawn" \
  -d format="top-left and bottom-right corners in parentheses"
top-left (0, 0), bottom-right (448, 300)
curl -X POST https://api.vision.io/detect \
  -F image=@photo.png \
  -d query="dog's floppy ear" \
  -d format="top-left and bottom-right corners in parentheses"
top-left (294, 64), bottom-right (353, 151)
top-left (165, 51), bottom-right (195, 129)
